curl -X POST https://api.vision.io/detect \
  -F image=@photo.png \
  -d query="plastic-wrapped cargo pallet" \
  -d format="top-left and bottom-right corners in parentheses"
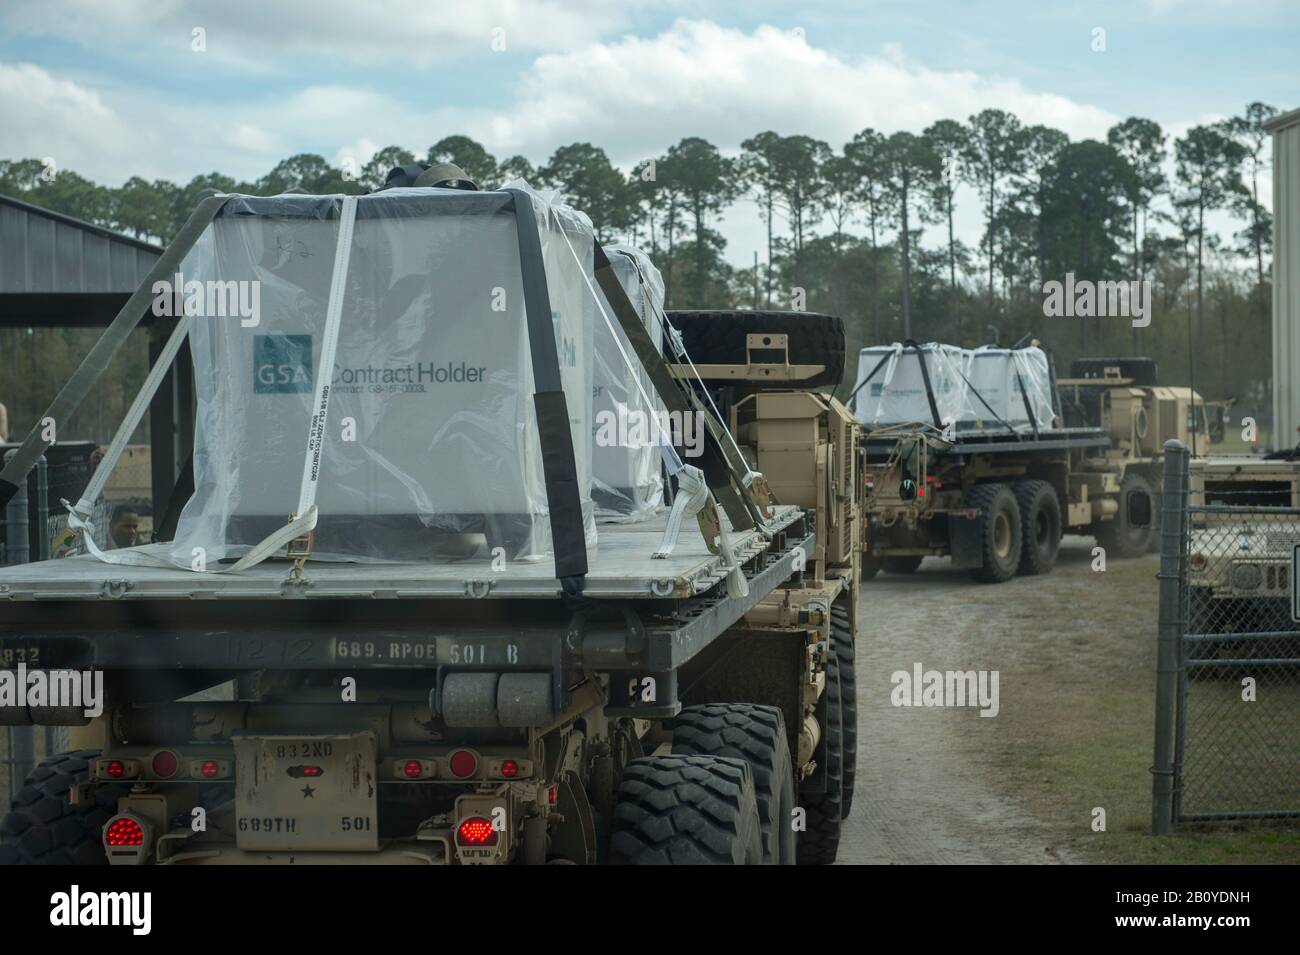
top-left (852, 343), bottom-right (967, 428)
top-left (592, 244), bottom-right (666, 522)
top-left (852, 342), bottom-right (1056, 434)
top-left (961, 346), bottom-right (1055, 432)
top-left (167, 183), bottom-right (597, 565)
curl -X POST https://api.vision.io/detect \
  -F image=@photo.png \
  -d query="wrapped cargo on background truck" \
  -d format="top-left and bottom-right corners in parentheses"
top-left (169, 185), bottom-right (597, 565)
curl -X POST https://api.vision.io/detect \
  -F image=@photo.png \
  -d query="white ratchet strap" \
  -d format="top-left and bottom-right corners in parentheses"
top-left (651, 464), bottom-right (748, 598)
top-left (70, 194), bottom-right (359, 573)
top-left (653, 464), bottom-right (707, 558)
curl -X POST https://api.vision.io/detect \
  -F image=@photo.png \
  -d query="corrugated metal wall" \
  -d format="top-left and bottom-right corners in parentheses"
top-left (0, 196), bottom-right (159, 294)
top-left (1270, 109), bottom-right (1300, 450)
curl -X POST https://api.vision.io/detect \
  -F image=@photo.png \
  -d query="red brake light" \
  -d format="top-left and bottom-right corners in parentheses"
top-left (456, 817), bottom-right (498, 846)
top-left (199, 760), bottom-right (220, 779)
top-left (403, 760), bottom-right (423, 779)
top-left (104, 760), bottom-right (126, 779)
top-left (500, 759), bottom-right (519, 779)
top-left (151, 750), bottom-right (178, 779)
top-left (104, 816), bottom-right (144, 847)
top-left (448, 750), bottom-right (478, 779)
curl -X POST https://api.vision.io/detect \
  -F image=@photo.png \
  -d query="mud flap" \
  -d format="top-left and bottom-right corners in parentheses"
top-left (948, 509), bottom-right (984, 569)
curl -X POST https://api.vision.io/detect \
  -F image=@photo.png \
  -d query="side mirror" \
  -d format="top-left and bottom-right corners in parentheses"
top-left (1127, 489), bottom-right (1152, 527)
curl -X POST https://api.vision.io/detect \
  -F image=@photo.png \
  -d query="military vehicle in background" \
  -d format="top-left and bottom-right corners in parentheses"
top-left (850, 348), bottom-right (1206, 582)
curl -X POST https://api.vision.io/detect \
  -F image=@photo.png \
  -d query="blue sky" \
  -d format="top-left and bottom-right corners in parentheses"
top-left (1, 0), bottom-right (1295, 261)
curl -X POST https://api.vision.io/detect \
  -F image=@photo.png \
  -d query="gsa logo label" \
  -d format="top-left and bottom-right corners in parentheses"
top-left (254, 334), bottom-right (312, 393)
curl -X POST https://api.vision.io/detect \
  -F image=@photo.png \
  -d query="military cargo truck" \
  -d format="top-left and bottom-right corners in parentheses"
top-left (849, 347), bottom-right (1205, 582)
top-left (0, 182), bottom-right (858, 866)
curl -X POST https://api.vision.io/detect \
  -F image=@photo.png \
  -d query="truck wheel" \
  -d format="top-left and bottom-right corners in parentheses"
top-left (882, 555), bottom-right (923, 574)
top-left (831, 602), bottom-right (857, 820)
top-left (797, 643), bottom-right (843, 864)
top-left (664, 310), bottom-right (846, 389)
top-left (1095, 472), bottom-right (1154, 558)
top-left (609, 755), bottom-right (763, 864)
top-left (671, 704), bottom-right (795, 864)
top-left (0, 750), bottom-right (130, 865)
top-left (860, 556), bottom-right (882, 581)
top-left (1012, 480), bottom-right (1061, 576)
top-left (965, 483), bottom-right (1023, 583)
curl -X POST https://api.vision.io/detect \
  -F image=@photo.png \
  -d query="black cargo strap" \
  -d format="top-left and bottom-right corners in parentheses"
top-left (1013, 366), bottom-right (1040, 437)
top-left (902, 340), bottom-right (945, 430)
top-left (954, 366), bottom-right (1019, 438)
top-left (845, 350), bottom-right (895, 406)
top-left (0, 195), bottom-right (230, 511)
top-left (505, 188), bottom-right (588, 592)
top-left (592, 244), bottom-right (757, 531)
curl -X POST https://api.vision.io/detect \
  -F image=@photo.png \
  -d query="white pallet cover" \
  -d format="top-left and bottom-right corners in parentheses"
top-left (961, 346), bottom-right (1055, 432)
top-left (852, 343), bottom-right (966, 429)
top-left (592, 244), bottom-right (666, 523)
top-left (852, 343), bottom-right (1055, 434)
top-left (168, 183), bottom-right (596, 565)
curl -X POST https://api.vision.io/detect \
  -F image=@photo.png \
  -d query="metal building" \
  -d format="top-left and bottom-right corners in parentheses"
top-left (1268, 107), bottom-right (1300, 449)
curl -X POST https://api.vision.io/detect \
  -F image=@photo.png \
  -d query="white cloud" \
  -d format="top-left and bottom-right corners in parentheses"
top-left (1, 0), bottom-right (661, 66)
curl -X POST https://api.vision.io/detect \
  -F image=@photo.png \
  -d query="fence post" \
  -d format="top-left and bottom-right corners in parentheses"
top-left (1152, 438), bottom-right (1190, 835)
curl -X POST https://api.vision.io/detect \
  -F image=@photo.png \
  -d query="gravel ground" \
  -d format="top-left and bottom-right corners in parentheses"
top-left (836, 536), bottom-right (1154, 864)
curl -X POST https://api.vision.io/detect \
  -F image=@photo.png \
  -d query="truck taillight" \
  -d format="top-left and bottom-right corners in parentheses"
top-left (456, 817), bottom-right (498, 847)
top-left (151, 750), bottom-right (179, 779)
top-left (189, 758), bottom-right (230, 780)
top-left (448, 750), bottom-right (478, 779)
top-left (403, 760), bottom-right (423, 778)
top-left (98, 758), bottom-right (139, 780)
top-left (102, 813), bottom-right (152, 865)
top-left (104, 816), bottom-right (145, 847)
top-left (500, 759), bottom-right (519, 779)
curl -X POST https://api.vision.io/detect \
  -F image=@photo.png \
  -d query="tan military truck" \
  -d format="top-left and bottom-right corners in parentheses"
top-left (851, 349), bottom-right (1205, 582)
top-left (1186, 453), bottom-right (1300, 638)
top-left (0, 183), bottom-right (858, 866)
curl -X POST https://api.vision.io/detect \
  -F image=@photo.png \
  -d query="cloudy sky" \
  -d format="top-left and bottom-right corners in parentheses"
top-left (1, 0), bottom-right (1295, 262)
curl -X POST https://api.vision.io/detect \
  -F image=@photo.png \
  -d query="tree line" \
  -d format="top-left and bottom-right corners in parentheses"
top-left (0, 101), bottom-right (1282, 443)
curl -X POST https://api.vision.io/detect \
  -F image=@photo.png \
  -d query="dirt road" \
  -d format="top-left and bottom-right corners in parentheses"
top-left (837, 537), bottom-right (1148, 864)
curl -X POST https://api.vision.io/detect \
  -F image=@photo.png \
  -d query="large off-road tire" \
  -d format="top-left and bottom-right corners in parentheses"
top-left (1095, 471), bottom-right (1155, 558)
top-left (830, 602), bottom-right (857, 820)
top-left (671, 704), bottom-right (795, 864)
top-left (609, 755), bottom-right (763, 865)
top-left (882, 555), bottom-right (923, 574)
top-left (1013, 480), bottom-right (1061, 576)
top-left (664, 309), bottom-right (845, 389)
top-left (0, 750), bottom-right (130, 865)
top-left (797, 642), bottom-right (843, 864)
top-left (965, 483), bottom-right (1023, 583)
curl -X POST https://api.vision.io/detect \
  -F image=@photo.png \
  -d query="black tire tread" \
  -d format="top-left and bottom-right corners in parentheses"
top-left (609, 755), bottom-right (762, 865)
top-left (671, 703), bottom-right (794, 864)
top-left (964, 482), bottom-right (1022, 584)
top-left (1012, 479), bottom-right (1061, 576)
top-left (798, 644), bottom-right (843, 864)
top-left (831, 603), bottom-right (857, 820)
top-left (0, 750), bottom-right (129, 865)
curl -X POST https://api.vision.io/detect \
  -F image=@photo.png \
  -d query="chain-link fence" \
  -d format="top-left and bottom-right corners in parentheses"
top-left (1153, 440), bottom-right (1300, 832)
